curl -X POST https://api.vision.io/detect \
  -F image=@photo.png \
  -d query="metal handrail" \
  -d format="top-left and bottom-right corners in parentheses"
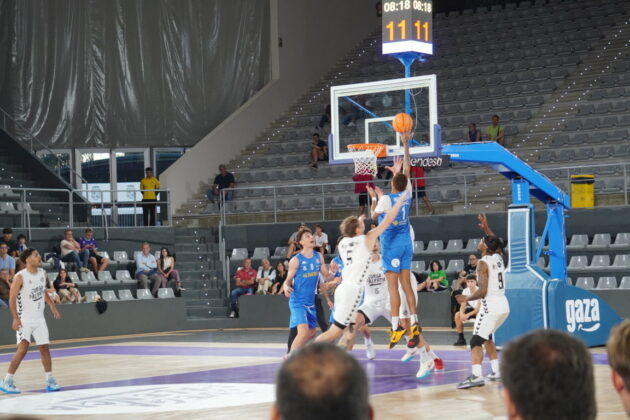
top-left (0, 106), bottom-right (89, 188)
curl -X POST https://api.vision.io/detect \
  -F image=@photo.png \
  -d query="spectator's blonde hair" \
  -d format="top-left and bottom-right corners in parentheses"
top-left (339, 216), bottom-right (360, 238)
top-left (607, 319), bottom-right (630, 391)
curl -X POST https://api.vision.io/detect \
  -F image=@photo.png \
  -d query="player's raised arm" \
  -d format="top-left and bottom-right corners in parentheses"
top-left (9, 274), bottom-right (23, 331)
top-left (282, 257), bottom-right (299, 297)
top-left (401, 131), bottom-right (412, 180)
top-left (465, 261), bottom-right (488, 302)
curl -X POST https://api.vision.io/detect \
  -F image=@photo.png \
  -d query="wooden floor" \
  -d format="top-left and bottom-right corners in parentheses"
top-left (0, 329), bottom-right (625, 419)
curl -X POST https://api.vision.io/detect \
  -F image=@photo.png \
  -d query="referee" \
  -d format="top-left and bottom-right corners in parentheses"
top-left (140, 167), bottom-right (160, 226)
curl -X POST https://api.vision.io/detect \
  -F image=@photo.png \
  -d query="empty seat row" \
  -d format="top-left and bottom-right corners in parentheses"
top-left (413, 239), bottom-right (480, 255)
top-left (411, 259), bottom-right (464, 275)
top-left (568, 254), bottom-right (630, 270)
top-left (85, 288), bottom-right (175, 302)
top-left (537, 145), bottom-right (630, 163)
top-left (47, 270), bottom-right (136, 286)
top-left (566, 233), bottom-right (630, 249)
top-left (574, 276), bottom-right (630, 290)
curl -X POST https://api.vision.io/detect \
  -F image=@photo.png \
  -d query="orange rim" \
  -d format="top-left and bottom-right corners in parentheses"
top-left (347, 143), bottom-right (387, 158)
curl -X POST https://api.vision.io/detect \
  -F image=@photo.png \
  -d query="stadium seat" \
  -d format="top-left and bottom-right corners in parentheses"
top-left (612, 254), bottom-right (630, 268)
top-left (274, 246), bottom-right (288, 257)
top-left (113, 251), bottom-right (132, 263)
top-left (588, 255), bottom-right (610, 269)
top-left (0, 202), bottom-right (19, 214)
top-left (252, 247), bottom-right (270, 260)
top-left (118, 289), bottom-right (135, 301)
top-left (619, 277), bottom-right (630, 289)
top-left (97, 251), bottom-right (111, 260)
top-left (425, 240), bottom-right (444, 254)
top-left (611, 233), bottom-right (630, 248)
top-left (464, 238), bottom-right (481, 252)
top-left (444, 239), bottom-right (464, 253)
top-left (68, 271), bottom-right (88, 286)
top-left (446, 259), bottom-right (464, 275)
top-left (47, 272), bottom-right (57, 283)
top-left (98, 271), bottom-right (119, 285)
top-left (575, 277), bottom-right (595, 289)
top-left (136, 289), bottom-right (153, 300)
top-left (158, 288), bottom-right (175, 299)
top-left (102, 290), bottom-right (118, 301)
top-left (588, 234), bottom-right (611, 249)
top-left (567, 234), bottom-right (588, 249)
top-left (411, 260), bottom-right (426, 273)
top-left (568, 256), bottom-right (588, 269)
top-left (596, 277), bottom-right (617, 289)
top-left (231, 248), bottom-right (248, 260)
top-left (16, 202), bottom-right (38, 214)
top-left (84, 291), bottom-right (100, 303)
top-left (116, 270), bottom-right (136, 285)
top-left (81, 271), bottom-right (99, 285)
top-left (412, 241), bottom-right (424, 254)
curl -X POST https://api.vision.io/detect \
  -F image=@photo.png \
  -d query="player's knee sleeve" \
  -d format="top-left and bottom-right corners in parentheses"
top-left (470, 335), bottom-right (486, 349)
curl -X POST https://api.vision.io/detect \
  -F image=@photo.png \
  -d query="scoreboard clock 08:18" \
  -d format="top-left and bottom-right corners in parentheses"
top-left (382, 0), bottom-right (433, 55)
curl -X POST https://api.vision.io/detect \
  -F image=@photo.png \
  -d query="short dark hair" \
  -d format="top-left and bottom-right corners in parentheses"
top-left (483, 235), bottom-right (504, 254)
top-left (145, 167), bottom-right (153, 172)
top-left (466, 273), bottom-right (477, 281)
top-left (296, 227), bottom-right (312, 244)
top-left (501, 329), bottom-right (596, 420)
top-left (492, 114), bottom-right (500, 120)
top-left (0, 242), bottom-right (7, 248)
top-left (276, 343), bottom-right (370, 420)
top-left (312, 133), bottom-right (320, 138)
top-left (19, 248), bottom-right (38, 264)
top-left (392, 173), bottom-right (407, 192)
top-left (2, 227), bottom-right (12, 235)
top-left (17, 234), bottom-right (26, 241)
top-left (429, 259), bottom-right (442, 271)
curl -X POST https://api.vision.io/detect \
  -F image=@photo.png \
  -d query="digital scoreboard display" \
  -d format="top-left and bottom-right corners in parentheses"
top-left (382, 0), bottom-right (433, 55)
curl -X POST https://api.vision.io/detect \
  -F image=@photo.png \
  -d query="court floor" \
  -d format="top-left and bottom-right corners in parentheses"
top-left (0, 328), bottom-right (624, 419)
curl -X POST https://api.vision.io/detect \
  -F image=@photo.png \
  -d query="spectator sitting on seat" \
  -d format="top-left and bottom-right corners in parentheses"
top-left (79, 228), bottom-right (109, 273)
top-left (310, 133), bottom-right (328, 169)
top-left (60, 229), bottom-right (90, 273)
top-left (271, 342), bottom-right (373, 420)
top-left (208, 164), bottom-right (236, 206)
top-left (271, 262), bottom-right (287, 295)
top-left (46, 278), bottom-right (61, 305)
top-left (157, 247), bottom-right (182, 292)
top-left (135, 242), bottom-right (162, 296)
top-left (229, 258), bottom-right (257, 318)
top-left (418, 260), bottom-right (448, 292)
top-left (14, 234), bottom-right (28, 272)
top-left (410, 164), bottom-right (434, 215)
top-left (453, 275), bottom-right (480, 346)
top-left (486, 114), bottom-right (505, 146)
top-left (0, 242), bottom-right (15, 279)
top-left (287, 223), bottom-right (307, 259)
top-left (0, 269), bottom-right (10, 308)
top-left (2, 228), bottom-right (17, 258)
top-left (501, 329), bottom-right (596, 420)
top-left (352, 173), bottom-right (374, 217)
top-left (53, 268), bottom-right (83, 304)
top-left (464, 254), bottom-right (478, 275)
top-left (255, 258), bottom-right (276, 295)
top-left (607, 319), bottom-right (630, 417)
top-left (313, 224), bottom-right (330, 255)
top-left (467, 123), bottom-right (481, 142)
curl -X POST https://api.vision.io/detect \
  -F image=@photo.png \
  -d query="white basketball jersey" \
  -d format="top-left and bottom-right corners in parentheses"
top-left (479, 253), bottom-right (507, 303)
top-left (338, 235), bottom-right (372, 286)
top-left (362, 259), bottom-right (388, 305)
top-left (16, 268), bottom-right (47, 322)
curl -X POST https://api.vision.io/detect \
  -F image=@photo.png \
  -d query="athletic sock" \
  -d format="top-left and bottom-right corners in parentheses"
top-left (472, 364), bottom-right (483, 378)
top-left (410, 314), bottom-right (418, 324)
top-left (4, 374), bottom-right (14, 383)
top-left (363, 336), bottom-right (373, 346)
top-left (391, 317), bottom-right (399, 329)
top-left (45, 372), bottom-right (53, 381)
top-left (418, 346), bottom-right (429, 362)
top-left (490, 359), bottom-right (500, 375)
top-left (426, 348), bottom-right (438, 360)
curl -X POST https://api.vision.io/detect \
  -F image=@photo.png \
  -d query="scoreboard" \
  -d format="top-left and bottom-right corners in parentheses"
top-left (382, 0), bottom-right (433, 55)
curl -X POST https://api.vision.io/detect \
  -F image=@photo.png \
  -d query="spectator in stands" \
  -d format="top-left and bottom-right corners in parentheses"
top-left (352, 173), bottom-right (374, 217)
top-left (53, 268), bottom-right (83, 304)
top-left (140, 167), bottom-right (160, 226)
top-left (14, 234), bottom-right (28, 272)
top-left (46, 279), bottom-right (61, 305)
top-left (410, 165), bottom-right (434, 215)
top-left (317, 104), bottom-right (331, 131)
top-left (0, 243), bottom-right (15, 279)
top-left (418, 260), bottom-right (447, 292)
top-left (271, 261), bottom-right (287, 295)
top-left (79, 228), bottom-right (109, 273)
top-left (607, 319), bottom-right (630, 417)
top-left (486, 115), bottom-right (505, 146)
top-left (1, 228), bottom-right (17, 257)
top-left (310, 133), bottom-right (328, 169)
top-left (287, 223), bottom-right (307, 259)
top-left (60, 229), bottom-right (90, 273)
top-left (135, 242), bottom-right (162, 296)
top-left (464, 254), bottom-right (478, 275)
top-left (255, 258), bottom-right (276, 295)
top-left (453, 275), bottom-right (480, 346)
top-left (272, 342), bottom-right (373, 420)
top-left (208, 164), bottom-right (236, 206)
top-left (467, 123), bottom-right (481, 142)
top-left (0, 269), bottom-right (10, 308)
top-left (343, 95), bottom-right (367, 127)
top-left (229, 257), bottom-right (257, 318)
top-left (313, 224), bottom-right (330, 255)
top-left (501, 329), bottom-right (596, 420)
top-left (157, 247), bottom-right (182, 292)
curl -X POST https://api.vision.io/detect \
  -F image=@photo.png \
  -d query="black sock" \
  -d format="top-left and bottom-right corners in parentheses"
top-left (458, 332), bottom-right (464, 339)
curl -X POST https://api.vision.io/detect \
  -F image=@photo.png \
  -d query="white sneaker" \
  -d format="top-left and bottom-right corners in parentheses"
top-left (46, 377), bottom-right (61, 392)
top-left (365, 340), bottom-right (376, 360)
top-left (0, 380), bottom-right (21, 394)
top-left (486, 372), bottom-right (501, 382)
top-left (228, 311), bottom-right (236, 318)
top-left (457, 374), bottom-right (485, 389)
top-left (416, 358), bottom-right (434, 379)
top-left (401, 347), bottom-right (418, 363)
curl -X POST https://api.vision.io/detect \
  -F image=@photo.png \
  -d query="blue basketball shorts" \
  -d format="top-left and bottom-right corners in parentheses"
top-left (289, 303), bottom-right (317, 329)
top-left (381, 233), bottom-right (413, 273)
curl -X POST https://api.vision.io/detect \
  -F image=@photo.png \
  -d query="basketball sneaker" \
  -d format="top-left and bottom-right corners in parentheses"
top-left (46, 377), bottom-right (61, 392)
top-left (453, 337), bottom-right (467, 346)
top-left (401, 346), bottom-right (418, 363)
top-left (388, 326), bottom-right (406, 349)
top-left (433, 357), bottom-right (444, 371)
top-left (407, 323), bottom-right (421, 348)
top-left (456, 375), bottom-right (485, 389)
top-left (0, 380), bottom-right (21, 394)
top-left (486, 372), bottom-right (501, 382)
top-left (416, 358), bottom-right (434, 380)
top-left (365, 339), bottom-right (376, 360)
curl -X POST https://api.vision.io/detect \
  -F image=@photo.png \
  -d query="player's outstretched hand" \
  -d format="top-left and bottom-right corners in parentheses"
top-left (374, 186), bottom-right (384, 198)
top-left (11, 317), bottom-right (22, 331)
top-left (52, 306), bottom-right (61, 320)
top-left (385, 156), bottom-right (403, 175)
top-left (478, 213), bottom-right (489, 233)
top-left (282, 282), bottom-right (293, 298)
top-left (366, 185), bottom-right (376, 199)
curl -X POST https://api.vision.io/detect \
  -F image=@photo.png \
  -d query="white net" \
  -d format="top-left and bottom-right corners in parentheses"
top-left (347, 147), bottom-right (378, 176)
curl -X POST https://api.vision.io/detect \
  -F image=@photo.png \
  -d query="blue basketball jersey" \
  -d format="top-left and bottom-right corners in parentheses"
top-left (332, 255), bottom-right (344, 279)
top-left (380, 191), bottom-right (411, 237)
top-left (290, 251), bottom-right (321, 306)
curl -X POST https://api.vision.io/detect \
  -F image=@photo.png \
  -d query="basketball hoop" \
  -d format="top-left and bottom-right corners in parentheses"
top-left (347, 144), bottom-right (387, 176)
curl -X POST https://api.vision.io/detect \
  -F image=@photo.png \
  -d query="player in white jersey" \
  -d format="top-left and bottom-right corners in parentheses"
top-left (456, 235), bottom-right (510, 389)
top-left (0, 249), bottom-right (61, 394)
top-left (315, 188), bottom-right (409, 344)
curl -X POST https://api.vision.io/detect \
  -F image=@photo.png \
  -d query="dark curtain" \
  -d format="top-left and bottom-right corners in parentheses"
top-left (0, 0), bottom-right (270, 147)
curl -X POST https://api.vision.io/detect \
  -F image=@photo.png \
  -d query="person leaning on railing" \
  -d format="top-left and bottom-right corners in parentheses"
top-left (140, 167), bottom-right (160, 226)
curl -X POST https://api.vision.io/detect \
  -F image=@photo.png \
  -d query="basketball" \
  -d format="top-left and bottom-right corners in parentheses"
top-left (392, 113), bottom-right (413, 133)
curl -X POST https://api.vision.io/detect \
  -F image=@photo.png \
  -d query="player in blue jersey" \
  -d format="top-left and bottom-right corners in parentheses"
top-left (371, 133), bottom-right (420, 349)
top-left (283, 227), bottom-right (336, 354)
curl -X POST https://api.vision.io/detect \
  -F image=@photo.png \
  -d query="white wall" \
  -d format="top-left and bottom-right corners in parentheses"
top-left (161, 0), bottom-right (379, 211)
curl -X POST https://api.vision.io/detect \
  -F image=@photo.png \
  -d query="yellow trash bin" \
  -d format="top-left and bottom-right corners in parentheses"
top-left (570, 175), bottom-right (595, 208)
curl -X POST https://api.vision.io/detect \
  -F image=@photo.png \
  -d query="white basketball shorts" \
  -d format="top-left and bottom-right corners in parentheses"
top-left (16, 319), bottom-right (50, 345)
top-left (473, 298), bottom-right (510, 340)
top-left (333, 282), bottom-right (364, 328)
